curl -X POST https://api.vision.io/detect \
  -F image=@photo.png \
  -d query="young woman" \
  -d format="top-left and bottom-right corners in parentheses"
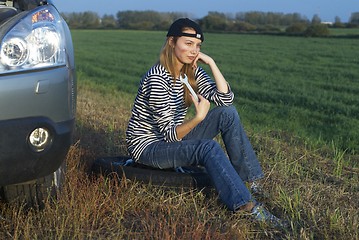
top-left (126, 18), bottom-right (286, 227)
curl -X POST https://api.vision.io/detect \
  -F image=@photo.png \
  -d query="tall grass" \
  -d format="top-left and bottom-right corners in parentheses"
top-left (1, 30), bottom-right (358, 239)
top-left (1, 84), bottom-right (358, 239)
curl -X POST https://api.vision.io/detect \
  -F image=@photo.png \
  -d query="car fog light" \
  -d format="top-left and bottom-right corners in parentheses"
top-left (28, 128), bottom-right (52, 152)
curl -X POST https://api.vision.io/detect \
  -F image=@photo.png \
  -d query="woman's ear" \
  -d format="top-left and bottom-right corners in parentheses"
top-left (168, 37), bottom-right (175, 48)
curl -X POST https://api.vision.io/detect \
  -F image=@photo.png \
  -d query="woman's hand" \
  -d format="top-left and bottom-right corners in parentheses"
top-left (192, 52), bottom-right (229, 94)
top-left (192, 94), bottom-right (210, 121)
top-left (175, 94), bottom-right (210, 139)
top-left (192, 52), bottom-right (214, 69)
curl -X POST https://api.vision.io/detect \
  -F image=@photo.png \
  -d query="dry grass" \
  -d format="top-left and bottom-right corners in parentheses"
top-left (1, 85), bottom-right (358, 239)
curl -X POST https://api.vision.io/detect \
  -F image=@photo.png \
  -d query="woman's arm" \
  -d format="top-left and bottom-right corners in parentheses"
top-left (176, 53), bottom-right (230, 139)
top-left (193, 52), bottom-right (229, 93)
top-left (176, 95), bottom-right (210, 139)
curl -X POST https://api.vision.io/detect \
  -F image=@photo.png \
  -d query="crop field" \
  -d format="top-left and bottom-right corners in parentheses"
top-left (329, 27), bottom-right (359, 36)
top-left (74, 29), bottom-right (359, 154)
top-left (1, 30), bottom-right (358, 239)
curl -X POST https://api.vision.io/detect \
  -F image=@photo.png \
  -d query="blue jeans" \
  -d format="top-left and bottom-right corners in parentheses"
top-left (138, 105), bottom-right (264, 211)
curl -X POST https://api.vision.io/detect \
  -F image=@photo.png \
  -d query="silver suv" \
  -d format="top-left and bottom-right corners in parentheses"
top-left (0, 0), bottom-right (76, 207)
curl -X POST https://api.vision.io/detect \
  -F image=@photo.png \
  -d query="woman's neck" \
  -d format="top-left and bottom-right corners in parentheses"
top-left (174, 59), bottom-right (184, 78)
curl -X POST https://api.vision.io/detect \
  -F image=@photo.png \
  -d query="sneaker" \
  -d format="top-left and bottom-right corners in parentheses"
top-left (250, 203), bottom-right (288, 228)
top-left (250, 181), bottom-right (269, 199)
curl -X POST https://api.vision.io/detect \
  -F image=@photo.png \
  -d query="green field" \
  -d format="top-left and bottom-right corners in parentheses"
top-left (72, 30), bottom-right (359, 239)
top-left (73, 30), bottom-right (359, 155)
top-left (329, 27), bottom-right (359, 36)
top-left (1, 30), bottom-right (358, 239)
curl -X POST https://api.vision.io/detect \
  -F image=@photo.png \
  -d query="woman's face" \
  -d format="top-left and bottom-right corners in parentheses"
top-left (172, 29), bottom-right (202, 66)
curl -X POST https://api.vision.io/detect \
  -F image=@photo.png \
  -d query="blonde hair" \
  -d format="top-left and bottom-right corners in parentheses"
top-left (159, 34), bottom-right (198, 107)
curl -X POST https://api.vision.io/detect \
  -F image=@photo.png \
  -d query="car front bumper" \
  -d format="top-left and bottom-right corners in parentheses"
top-left (0, 116), bottom-right (74, 186)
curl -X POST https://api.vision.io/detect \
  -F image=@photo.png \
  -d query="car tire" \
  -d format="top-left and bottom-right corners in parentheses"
top-left (0, 162), bottom-right (66, 209)
top-left (92, 156), bottom-right (213, 189)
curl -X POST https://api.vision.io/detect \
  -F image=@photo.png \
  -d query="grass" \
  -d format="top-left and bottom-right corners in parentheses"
top-left (1, 30), bottom-right (358, 239)
top-left (73, 30), bottom-right (359, 154)
top-left (329, 27), bottom-right (359, 36)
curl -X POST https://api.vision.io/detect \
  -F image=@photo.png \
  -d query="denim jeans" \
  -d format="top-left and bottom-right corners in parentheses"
top-left (138, 105), bottom-right (264, 211)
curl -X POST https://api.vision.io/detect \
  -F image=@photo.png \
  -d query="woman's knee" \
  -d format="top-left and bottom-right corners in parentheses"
top-left (199, 140), bottom-right (224, 161)
top-left (197, 138), bottom-right (218, 150)
top-left (216, 105), bottom-right (240, 127)
top-left (206, 139), bottom-right (222, 149)
top-left (223, 105), bottom-right (239, 117)
top-left (213, 105), bottom-right (238, 118)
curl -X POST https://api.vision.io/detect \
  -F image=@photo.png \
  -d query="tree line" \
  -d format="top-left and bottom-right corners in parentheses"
top-left (61, 10), bottom-right (359, 37)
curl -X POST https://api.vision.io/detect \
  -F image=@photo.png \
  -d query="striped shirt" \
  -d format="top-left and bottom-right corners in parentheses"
top-left (126, 63), bottom-right (234, 161)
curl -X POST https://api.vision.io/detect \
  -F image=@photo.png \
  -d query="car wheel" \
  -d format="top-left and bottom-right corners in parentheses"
top-left (0, 162), bottom-right (66, 209)
top-left (92, 156), bottom-right (213, 189)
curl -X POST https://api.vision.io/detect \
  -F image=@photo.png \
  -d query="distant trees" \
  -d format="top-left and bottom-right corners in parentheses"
top-left (117, 11), bottom-right (166, 30)
top-left (285, 22), bottom-right (330, 37)
top-left (333, 16), bottom-right (345, 28)
top-left (101, 14), bottom-right (117, 29)
top-left (62, 11), bottom-right (101, 29)
top-left (60, 10), bottom-right (359, 36)
top-left (201, 12), bottom-right (229, 31)
top-left (198, 11), bottom-right (307, 33)
top-left (304, 24), bottom-right (330, 37)
top-left (285, 22), bottom-right (308, 35)
top-left (311, 14), bottom-right (321, 24)
top-left (236, 12), bottom-right (308, 26)
top-left (349, 12), bottom-right (359, 26)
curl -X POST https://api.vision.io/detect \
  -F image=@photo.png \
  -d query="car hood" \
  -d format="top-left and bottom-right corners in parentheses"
top-left (1, 0), bottom-right (55, 25)
top-left (1, 0), bottom-right (53, 11)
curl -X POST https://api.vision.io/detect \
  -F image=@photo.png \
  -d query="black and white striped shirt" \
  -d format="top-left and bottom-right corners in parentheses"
top-left (126, 63), bottom-right (234, 161)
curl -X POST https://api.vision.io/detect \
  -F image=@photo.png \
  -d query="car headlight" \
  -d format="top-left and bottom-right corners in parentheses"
top-left (0, 5), bottom-right (66, 73)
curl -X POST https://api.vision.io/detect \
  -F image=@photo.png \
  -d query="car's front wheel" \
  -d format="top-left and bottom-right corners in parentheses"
top-left (0, 162), bottom-right (65, 209)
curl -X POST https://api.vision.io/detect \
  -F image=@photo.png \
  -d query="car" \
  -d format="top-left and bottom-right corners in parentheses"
top-left (0, 0), bottom-right (76, 207)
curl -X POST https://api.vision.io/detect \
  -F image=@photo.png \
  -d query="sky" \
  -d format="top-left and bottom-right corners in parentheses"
top-left (53, 0), bottom-right (358, 23)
